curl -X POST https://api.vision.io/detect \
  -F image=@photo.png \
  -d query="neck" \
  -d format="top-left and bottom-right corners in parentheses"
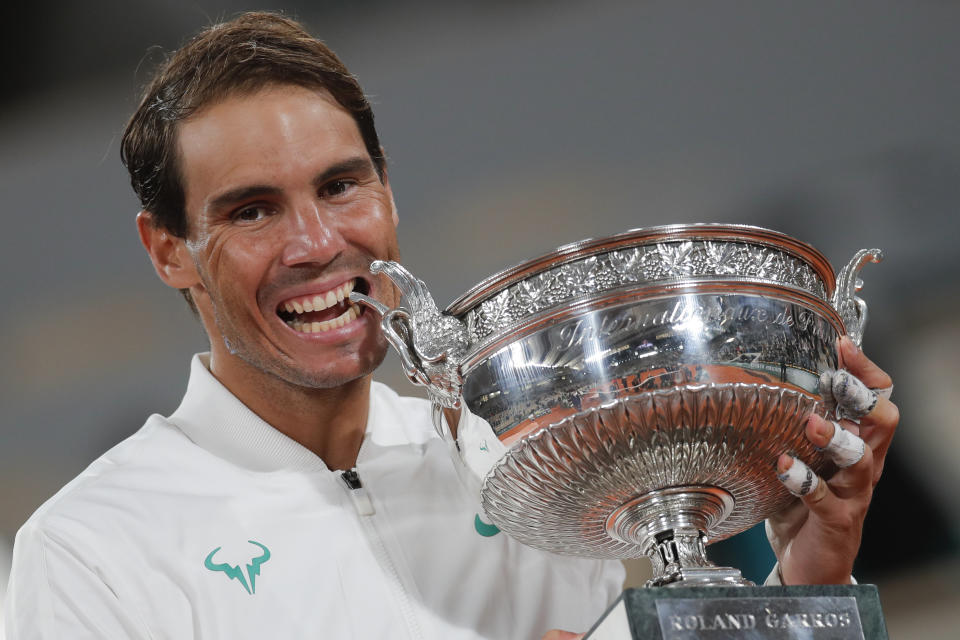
top-left (209, 352), bottom-right (371, 471)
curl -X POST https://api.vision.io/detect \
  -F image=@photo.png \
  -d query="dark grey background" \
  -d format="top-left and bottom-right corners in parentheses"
top-left (2, 2), bottom-right (958, 636)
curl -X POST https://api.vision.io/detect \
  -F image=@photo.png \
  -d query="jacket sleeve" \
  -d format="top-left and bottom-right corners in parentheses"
top-left (5, 521), bottom-right (152, 640)
top-left (596, 558), bottom-right (626, 607)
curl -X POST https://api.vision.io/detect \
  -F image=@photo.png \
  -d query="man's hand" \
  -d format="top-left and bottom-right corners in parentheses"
top-left (541, 631), bottom-right (584, 640)
top-left (766, 336), bottom-right (899, 584)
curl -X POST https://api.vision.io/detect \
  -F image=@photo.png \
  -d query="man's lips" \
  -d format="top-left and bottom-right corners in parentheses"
top-left (275, 278), bottom-right (368, 334)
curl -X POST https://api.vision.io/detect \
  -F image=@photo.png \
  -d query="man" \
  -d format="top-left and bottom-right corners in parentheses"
top-left (5, 12), bottom-right (898, 639)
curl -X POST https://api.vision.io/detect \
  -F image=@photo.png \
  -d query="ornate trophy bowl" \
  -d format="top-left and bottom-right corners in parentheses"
top-left (352, 224), bottom-right (881, 587)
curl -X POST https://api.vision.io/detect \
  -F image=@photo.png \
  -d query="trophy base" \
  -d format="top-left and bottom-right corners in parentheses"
top-left (585, 585), bottom-right (887, 640)
top-left (606, 485), bottom-right (754, 587)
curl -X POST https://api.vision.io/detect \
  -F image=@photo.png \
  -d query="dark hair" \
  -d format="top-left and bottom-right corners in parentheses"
top-left (121, 11), bottom-right (385, 239)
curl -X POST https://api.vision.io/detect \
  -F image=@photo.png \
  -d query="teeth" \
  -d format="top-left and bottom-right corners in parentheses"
top-left (281, 279), bottom-right (364, 333)
top-left (284, 300), bottom-right (361, 334)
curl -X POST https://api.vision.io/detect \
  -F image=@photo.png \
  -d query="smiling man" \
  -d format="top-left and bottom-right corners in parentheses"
top-left (4, 11), bottom-right (898, 640)
top-left (148, 82), bottom-right (402, 471)
top-left (4, 14), bottom-right (624, 639)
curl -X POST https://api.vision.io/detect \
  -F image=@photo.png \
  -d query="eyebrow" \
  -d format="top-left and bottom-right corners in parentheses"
top-left (209, 184), bottom-right (283, 212)
top-left (312, 156), bottom-right (376, 191)
top-left (207, 156), bottom-right (377, 212)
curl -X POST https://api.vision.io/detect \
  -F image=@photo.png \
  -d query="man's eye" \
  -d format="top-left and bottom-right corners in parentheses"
top-left (233, 206), bottom-right (271, 222)
top-left (321, 179), bottom-right (354, 198)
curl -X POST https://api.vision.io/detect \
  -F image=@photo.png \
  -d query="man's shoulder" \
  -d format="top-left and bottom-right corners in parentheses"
top-left (18, 415), bottom-right (195, 539)
top-left (368, 380), bottom-right (437, 445)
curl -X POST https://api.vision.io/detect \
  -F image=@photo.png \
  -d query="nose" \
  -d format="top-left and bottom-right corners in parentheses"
top-left (279, 200), bottom-right (345, 267)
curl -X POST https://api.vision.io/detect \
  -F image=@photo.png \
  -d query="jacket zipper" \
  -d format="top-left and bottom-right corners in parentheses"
top-left (339, 469), bottom-right (375, 515)
top-left (340, 469), bottom-right (424, 639)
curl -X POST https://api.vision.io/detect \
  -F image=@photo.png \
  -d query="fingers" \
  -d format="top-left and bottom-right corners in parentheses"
top-left (829, 370), bottom-right (879, 420)
top-left (819, 367), bottom-right (889, 423)
top-left (814, 418), bottom-right (865, 469)
top-left (805, 414), bottom-right (873, 487)
top-left (777, 444), bottom-right (872, 509)
top-left (839, 336), bottom-right (892, 390)
top-left (773, 402), bottom-right (879, 585)
top-left (819, 345), bottom-right (899, 474)
top-left (819, 353), bottom-right (899, 485)
top-left (859, 394), bottom-right (899, 483)
top-left (780, 415), bottom-right (874, 501)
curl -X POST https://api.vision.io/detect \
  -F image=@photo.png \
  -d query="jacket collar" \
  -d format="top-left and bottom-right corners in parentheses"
top-left (169, 353), bottom-right (335, 473)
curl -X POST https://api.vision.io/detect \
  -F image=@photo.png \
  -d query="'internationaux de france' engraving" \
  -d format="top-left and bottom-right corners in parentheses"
top-left (553, 298), bottom-right (827, 352)
top-left (655, 596), bottom-right (865, 639)
top-left (463, 240), bottom-right (828, 345)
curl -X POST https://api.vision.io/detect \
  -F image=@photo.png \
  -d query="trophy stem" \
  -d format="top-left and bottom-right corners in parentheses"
top-left (605, 486), bottom-right (754, 587)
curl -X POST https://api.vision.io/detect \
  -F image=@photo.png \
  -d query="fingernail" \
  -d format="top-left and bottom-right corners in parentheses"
top-left (806, 415), bottom-right (826, 451)
top-left (814, 417), bottom-right (833, 442)
top-left (776, 453), bottom-right (793, 475)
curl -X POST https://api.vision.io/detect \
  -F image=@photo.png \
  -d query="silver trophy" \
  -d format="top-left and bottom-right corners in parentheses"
top-left (352, 224), bottom-right (881, 588)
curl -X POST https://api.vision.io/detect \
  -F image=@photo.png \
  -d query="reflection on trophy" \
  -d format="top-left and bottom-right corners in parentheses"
top-left (352, 224), bottom-right (882, 589)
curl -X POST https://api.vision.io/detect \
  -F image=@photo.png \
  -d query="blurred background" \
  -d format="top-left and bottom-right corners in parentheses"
top-left (2, 0), bottom-right (959, 636)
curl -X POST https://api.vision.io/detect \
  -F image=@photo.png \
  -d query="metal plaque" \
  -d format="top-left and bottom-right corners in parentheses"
top-left (655, 596), bottom-right (865, 639)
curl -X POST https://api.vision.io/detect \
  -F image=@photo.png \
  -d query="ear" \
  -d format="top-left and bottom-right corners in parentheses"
top-left (137, 211), bottom-right (201, 289)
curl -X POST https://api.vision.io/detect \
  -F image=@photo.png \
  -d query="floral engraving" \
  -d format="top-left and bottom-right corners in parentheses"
top-left (461, 241), bottom-right (829, 344)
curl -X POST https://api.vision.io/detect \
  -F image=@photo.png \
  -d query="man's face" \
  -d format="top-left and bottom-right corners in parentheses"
top-left (174, 84), bottom-right (400, 390)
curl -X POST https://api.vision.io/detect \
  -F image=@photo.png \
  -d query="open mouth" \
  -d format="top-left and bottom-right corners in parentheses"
top-left (276, 278), bottom-right (369, 334)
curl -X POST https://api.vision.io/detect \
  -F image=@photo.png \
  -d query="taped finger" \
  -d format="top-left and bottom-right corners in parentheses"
top-left (777, 455), bottom-right (820, 498)
top-left (831, 369), bottom-right (879, 420)
top-left (822, 421), bottom-right (866, 469)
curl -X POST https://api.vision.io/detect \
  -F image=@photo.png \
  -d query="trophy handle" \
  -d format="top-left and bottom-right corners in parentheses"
top-left (350, 260), bottom-right (470, 410)
top-left (831, 249), bottom-right (883, 347)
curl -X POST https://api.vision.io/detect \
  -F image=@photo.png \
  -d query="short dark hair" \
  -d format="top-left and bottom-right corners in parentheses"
top-left (121, 11), bottom-right (385, 239)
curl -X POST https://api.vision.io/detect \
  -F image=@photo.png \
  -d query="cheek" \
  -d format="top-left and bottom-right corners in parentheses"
top-left (193, 230), bottom-right (275, 296)
top-left (340, 198), bottom-right (399, 246)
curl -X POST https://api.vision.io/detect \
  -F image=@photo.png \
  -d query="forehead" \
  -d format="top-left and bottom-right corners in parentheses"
top-left (176, 85), bottom-right (365, 204)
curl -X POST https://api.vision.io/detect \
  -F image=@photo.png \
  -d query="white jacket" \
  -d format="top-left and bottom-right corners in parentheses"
top-left (5, 355), bottom-right (623, 639)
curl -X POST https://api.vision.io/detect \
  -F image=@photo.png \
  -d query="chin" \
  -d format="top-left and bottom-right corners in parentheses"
top-left (223, 323), bottom-right (391, 390)
top-left (290, 344), bottom-right (389, 390)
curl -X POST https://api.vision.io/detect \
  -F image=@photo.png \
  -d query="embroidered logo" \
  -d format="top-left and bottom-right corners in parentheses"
top-left (474, 514), bottom-right (500, 537)
top-left (204, 540), bottom-right (271, 594)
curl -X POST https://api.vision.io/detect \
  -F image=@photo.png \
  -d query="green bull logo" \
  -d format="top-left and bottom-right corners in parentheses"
top-left (204, 540), bottom-right (271, 594)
